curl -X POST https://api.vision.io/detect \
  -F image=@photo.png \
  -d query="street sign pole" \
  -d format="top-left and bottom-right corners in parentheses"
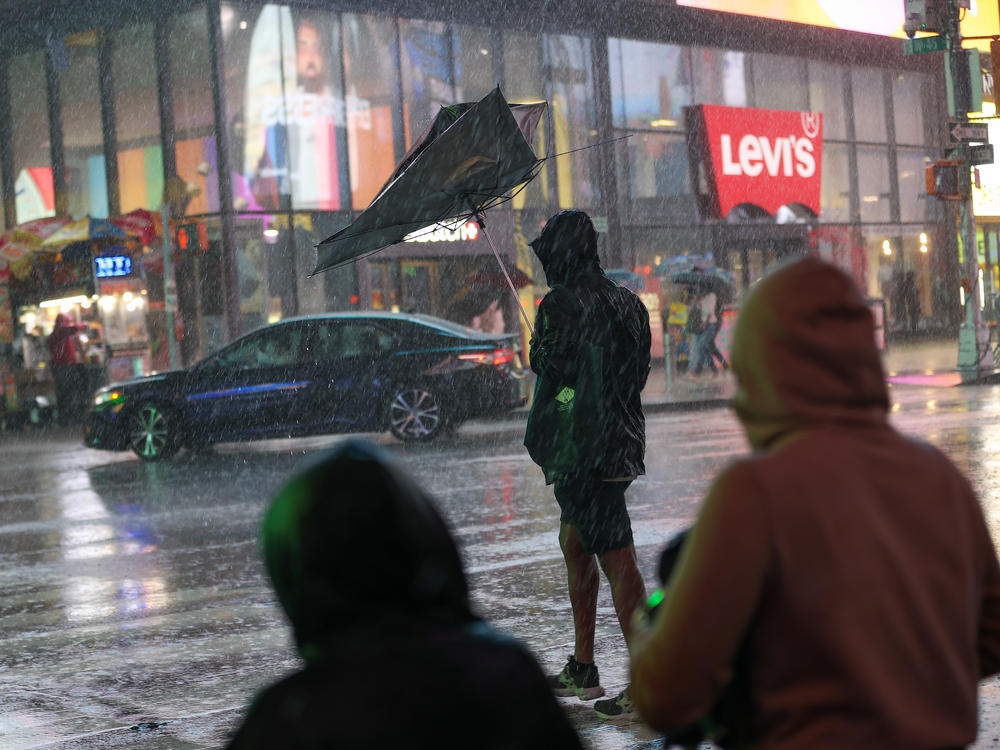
top-left (947, 1), bottom-right (992, 379)
top-left (160, 201), bottom-right (178, 371)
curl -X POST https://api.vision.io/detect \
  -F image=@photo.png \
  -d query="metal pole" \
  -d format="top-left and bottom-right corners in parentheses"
top-left (475, 214), bottom-right (534, 336)
top-left (950, 0), bottom-right (992, 378)
top-left (161, 202), bottom-right (178, 370)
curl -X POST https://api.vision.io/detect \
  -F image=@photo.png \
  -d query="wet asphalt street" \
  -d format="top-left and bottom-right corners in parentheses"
top-left (3, 382), bottom-right (1000, 749)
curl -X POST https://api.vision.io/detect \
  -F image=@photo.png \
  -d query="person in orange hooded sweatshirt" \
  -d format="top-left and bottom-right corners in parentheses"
top-left (629, 256), bottom-right (1000, 749)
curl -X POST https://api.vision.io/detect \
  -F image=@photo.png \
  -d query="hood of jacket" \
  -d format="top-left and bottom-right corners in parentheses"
top-left (530, 209), bottom-right (601, 287)
top-left (730, 256), bottom-right (889, 450)
top-left (261, 439), bottom-right (475, 662)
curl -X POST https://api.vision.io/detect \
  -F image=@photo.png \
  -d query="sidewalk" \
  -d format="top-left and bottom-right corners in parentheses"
top-left (634, 335), bottom-right (971, 414)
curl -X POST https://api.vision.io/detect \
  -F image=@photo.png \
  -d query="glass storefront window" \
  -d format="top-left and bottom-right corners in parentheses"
top-left (691, 47), bottom-right (747, 108)
top-left (820, 142), bottom-right (851, 223)
top-left (897, 149), bottom-right (931, 224)
top-left (343, 13), bottom-right (402, 210)
top-left (454, 24), bottom-right (494, 102)
top-left (169, 6), bottom-right (220, 215)
top-left (624, 132), bottom-right (689, 199)
top-left (857, 146), bottom-right (891, 222)
top-left (893, 71), bottom-right (925, 146)
top-left (807, 60), bottom-right (846, 140)
top-left (222, 4), bottom-right (347, 213)
top-left (60, 32), bottom-right (108, 219)
top-left (851, 67), bottom-right (888, 143)
top-left (9, 51), bottom-right (55, 224)
top-left (400, 19), bottom-right (454, 148)
top-left (112, 24), bottom-right (163, 214)
top-left (504, 31), bottom-right (548, 211)
top-left (608, 39), bottom-right (691, 129)
top-left (547, 33), bottom-right (599, 209)
top-left (751, 53), bottom-right (807, 111)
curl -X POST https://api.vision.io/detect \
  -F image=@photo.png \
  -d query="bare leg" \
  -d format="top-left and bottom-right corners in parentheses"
top-left (599, 544), bottom-right (647, 649)
top-left (559, 521), bottom-right (599, 664)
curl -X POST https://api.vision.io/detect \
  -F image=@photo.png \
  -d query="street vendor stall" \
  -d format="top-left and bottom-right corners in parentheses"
top-left (2, 226), bottom-right (152, 425)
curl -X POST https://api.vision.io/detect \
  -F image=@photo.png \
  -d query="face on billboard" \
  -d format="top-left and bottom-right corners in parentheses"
top-left (676, 0), bottom-right (997, 47)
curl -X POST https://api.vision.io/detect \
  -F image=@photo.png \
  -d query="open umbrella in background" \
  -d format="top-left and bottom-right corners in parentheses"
top-left (671, 267), bottom-right (735, 300)
top-left (41, 216), bottom-right (126, 248)
top-left (111, 208), bottom-right (161, 246)
top-left (0, 216), bottom-right (73, 279)
top-left (313, 86), bottom-right (546, 333)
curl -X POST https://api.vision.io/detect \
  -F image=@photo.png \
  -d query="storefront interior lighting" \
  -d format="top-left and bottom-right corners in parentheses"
top-left (81, 299), bottom-right (92, 309)
top-left (99, 295), bottom-right (117, 311)
top-left (919, 232), bottom-right (928, 244)
top-left (650, 119), bottom-right (677, 128)
top-left (122, 291), bottom-right (133, 302)
top-left (39, 295), bottom-right (90, 309)
top-left (263, 228), bottom-right (279, 239)
top-left (882, 240), bottom-right (892, 256)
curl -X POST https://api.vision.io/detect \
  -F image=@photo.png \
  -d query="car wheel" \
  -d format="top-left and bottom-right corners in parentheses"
top-left (389, 385), bottom-right (445, 442)
top-left (129, 402), bottom-right (180, 461)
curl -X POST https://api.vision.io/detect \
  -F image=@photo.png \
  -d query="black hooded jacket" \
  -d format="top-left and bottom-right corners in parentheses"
top-left (226, 440), bottom-right (582, 750)
top-left (526, 210), bottom-right (651, 480)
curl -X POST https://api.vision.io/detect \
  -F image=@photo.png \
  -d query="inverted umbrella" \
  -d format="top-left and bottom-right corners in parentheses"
top-left (314, 86), bottom-right (546, 332)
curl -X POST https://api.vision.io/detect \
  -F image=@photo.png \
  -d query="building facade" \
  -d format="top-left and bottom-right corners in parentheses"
top-left (0, 0), bottom-right (960, 372)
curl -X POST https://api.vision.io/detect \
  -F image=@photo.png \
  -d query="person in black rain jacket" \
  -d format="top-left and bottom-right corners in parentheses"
top-left (524, 209), bottom-right (651, 719)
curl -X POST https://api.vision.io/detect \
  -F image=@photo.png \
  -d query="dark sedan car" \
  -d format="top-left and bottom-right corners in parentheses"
top-left (85, 312), bottom-right (526, 461)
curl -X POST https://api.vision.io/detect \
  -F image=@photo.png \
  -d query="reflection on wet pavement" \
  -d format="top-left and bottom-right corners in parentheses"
top-left (1, 383), bottom-right (1000, 747)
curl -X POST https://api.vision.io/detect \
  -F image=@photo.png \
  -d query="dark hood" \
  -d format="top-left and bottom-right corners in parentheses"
top-left (730, 256), bottom-right (889, 450)
top-left (530, 209), bottom-right (601, 287)
top-left (261, 439), bottom-right (474, 662)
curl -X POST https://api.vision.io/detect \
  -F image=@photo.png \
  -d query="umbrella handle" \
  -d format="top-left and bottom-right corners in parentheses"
top-left (473, 213), bottom-right (534, 337)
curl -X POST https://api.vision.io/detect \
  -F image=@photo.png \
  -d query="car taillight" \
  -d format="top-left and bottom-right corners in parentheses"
top-left (458, 349), bottom-right (515, 366)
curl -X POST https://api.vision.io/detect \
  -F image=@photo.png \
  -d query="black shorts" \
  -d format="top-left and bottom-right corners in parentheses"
top-left (553, 475), bottom-right (634, 555)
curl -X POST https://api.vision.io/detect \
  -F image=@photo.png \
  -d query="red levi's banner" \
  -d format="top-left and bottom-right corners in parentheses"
top-left (693, 104), bottom-right (823, 219)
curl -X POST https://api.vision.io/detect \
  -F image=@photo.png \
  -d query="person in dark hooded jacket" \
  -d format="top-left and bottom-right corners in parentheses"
top-left (524, 209), bottom-right (651, 719)
top-left (225, 439), bottom-right (582, 750)
top-left (630, 257), bottom-right (1000, 749)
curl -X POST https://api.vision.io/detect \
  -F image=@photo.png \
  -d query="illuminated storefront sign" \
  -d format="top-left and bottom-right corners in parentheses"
top-left (403, 221), bottom-right (480, 243)
top-left (690, 104), bottom-right (823, 218)
top-left (95, 255), bottom-right (133, 278)
top-left (676, 0), bottom-right (997, 48)
top-left (973, 110), bottom-right (1000, 217)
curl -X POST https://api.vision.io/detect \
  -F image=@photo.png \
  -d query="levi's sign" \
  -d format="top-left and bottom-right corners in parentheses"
top-left (691, 104), bottom-right (824, 219)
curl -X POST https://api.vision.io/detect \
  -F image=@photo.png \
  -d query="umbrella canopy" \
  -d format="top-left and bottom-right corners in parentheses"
top-left (465, 265), bottom-right (533, 290)
top-left (111, 208), bottom-right (161, 245)
top-left (0, 217), bottom-right (73, 278)
top-left (42, 216), bottom-right (126, 248)
top-left (314, 86), bottom-right (546, 274)
top-left (671, 267), bottom-right (735, 297)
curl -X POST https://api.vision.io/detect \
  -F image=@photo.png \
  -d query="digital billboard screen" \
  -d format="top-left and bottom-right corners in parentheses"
top-left (676, 0), bottom-right (997, 46)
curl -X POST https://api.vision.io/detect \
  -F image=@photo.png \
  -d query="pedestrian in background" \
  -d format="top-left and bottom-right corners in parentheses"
top-left (46, 313), bottom-right (86, 426)
top-left (690, 285), bottom-right (719, 376)
top-left (525, 209), bottom-right (651, 719)
top-left (629, 257), bottom-right (1000, 749)
top-left (226, 439), bottom-right (582, 750)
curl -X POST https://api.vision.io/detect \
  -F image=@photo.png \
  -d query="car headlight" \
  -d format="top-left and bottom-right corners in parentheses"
top-left (94, 390), bottom-right (125, 408)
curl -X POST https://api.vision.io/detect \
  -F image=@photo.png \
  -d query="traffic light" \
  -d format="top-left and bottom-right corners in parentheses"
top-left (175, 223), bottom-right (204, 252)
top-left (903, 0), bottom-right (948, 38)
top-left (926, 160), bottom-right (962, 199)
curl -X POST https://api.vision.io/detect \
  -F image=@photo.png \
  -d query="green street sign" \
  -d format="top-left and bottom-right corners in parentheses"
top-left (903, 35), bottom-right (948, 55)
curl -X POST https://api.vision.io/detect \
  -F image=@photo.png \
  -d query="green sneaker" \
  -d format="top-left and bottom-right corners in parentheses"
top-left (594, 687), bottom-right (635, 719)
top-left (546, 655), bottom-right (605, 700)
